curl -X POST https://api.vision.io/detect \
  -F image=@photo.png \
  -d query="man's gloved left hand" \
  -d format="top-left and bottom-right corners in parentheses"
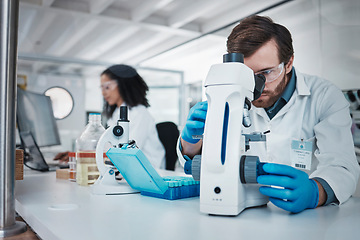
top-left (181, 101), bottom-right (208, 144)
top-left (257, 163), bottom-right (319, 213)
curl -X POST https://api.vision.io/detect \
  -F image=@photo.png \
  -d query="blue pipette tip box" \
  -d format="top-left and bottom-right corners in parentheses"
top-left (106, 148), bottom-right (200, 200)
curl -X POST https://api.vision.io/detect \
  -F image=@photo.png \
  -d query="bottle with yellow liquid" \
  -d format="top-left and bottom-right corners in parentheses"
top-left (75, 113), bottom-right (105, 186)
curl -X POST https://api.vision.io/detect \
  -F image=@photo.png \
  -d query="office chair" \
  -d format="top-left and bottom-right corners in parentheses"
top-left (156, 121), bottom-right (179, 171)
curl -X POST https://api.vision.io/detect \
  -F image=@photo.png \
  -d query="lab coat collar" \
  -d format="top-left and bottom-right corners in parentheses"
top-left (253, 68), bottom-right (310, 120)
top-left (295, 68), bottom-right (311, 96)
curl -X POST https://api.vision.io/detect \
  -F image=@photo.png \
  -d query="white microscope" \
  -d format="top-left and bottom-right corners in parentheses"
top-left (92, 106), bottom-right (139, 195)
top-left (195, 53), bottom-right (269, 216)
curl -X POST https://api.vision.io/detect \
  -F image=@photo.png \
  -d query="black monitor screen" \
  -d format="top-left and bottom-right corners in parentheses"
top-left (17, 87), bottom-right (61, 147)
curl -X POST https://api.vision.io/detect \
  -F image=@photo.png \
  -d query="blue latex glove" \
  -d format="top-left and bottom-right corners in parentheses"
top-left (257, 163), bottom-right (319, 213)
top-left (181, 101), bottom-right (208, 144)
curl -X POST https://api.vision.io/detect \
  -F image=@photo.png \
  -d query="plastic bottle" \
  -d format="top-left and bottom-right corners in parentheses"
top-left (75, 113), bottom-right (105, 186)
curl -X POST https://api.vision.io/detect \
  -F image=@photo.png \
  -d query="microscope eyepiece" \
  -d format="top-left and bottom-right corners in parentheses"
top-left (254, 74), bottom-right (266, 100)
top-left (223, 53), bottom-right (244, 63)
top-left (119, 106), bottom-right (129, 121)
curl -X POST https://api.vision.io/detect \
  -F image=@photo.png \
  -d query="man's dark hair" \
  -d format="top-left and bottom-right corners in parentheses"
top-left (102, 64), bottom-right (150, 118)
top-left (227, 15), bottom-right (294, 64)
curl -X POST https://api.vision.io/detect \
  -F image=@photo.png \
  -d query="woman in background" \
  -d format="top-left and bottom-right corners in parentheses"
top-left (100, 64), bottom-right (165, 169)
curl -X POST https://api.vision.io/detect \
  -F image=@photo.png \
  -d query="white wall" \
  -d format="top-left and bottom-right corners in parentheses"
top-left (84, 74), bottom-right (104, 113)
top-left (269, 0), bottom-right (360, 90)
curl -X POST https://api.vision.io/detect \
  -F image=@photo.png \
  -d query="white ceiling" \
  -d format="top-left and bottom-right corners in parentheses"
top-left (17, 0), bottom-right (292, 80)
top-left (17, 0), bottom-right (360, 89)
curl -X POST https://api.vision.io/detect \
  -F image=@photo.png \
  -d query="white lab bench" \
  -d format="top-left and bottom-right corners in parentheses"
top-left (15, 169), bottom-right (360, 240)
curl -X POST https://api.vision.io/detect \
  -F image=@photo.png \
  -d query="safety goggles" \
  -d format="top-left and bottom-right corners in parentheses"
top-left (255, 62), bottom-right (284, 83)
top-left (100, 80), bottom-right (118, 91)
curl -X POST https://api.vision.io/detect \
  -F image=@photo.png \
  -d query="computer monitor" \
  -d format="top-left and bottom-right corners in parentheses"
top-left (17, 87), bottom-right (61, 171)
top-left (17, 87), bottom-right (61, 147)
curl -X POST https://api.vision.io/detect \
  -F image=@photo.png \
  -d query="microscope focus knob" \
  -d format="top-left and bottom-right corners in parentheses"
top-left (240, 155), bottom-right (259, 184)
top-left (113, 126), bottom-right (124, 137)
top-left (239, 155), bottom-right (268, 184)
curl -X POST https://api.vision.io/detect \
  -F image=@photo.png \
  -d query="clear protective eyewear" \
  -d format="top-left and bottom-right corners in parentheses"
top-left (255, 62), bottom-right (284, 83)
top-left (100, 80), bottom-right (118, 91)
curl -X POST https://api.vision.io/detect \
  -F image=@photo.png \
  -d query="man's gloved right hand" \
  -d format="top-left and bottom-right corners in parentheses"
top-left (181, 101), bottom-right (208, 144)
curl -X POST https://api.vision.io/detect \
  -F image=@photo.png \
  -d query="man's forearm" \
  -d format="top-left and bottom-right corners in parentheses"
top-left (180, 137), bottom-right (203, 159)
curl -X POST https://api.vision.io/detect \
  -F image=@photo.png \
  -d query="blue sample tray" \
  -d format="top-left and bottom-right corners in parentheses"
top-left (106, 148), bottom-right (199, 200)
top-left (141, 176), bottom-right (200, 200)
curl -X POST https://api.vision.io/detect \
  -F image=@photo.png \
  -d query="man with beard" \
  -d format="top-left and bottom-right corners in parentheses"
top-left (177, 15), bottom-right (360, 213)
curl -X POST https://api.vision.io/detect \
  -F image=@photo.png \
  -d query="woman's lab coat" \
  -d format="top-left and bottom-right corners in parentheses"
top-left (107, 105), bottom-right (166, 169)
top-left (178, 69), bottom-right (360, 204)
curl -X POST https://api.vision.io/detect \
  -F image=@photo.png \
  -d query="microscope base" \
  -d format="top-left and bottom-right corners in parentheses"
top-left (200, 197), bottom-right (269, 216)
top-left (91, 167), bottom-right (139, 195)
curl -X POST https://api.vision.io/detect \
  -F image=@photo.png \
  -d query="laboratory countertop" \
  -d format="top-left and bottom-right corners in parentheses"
top-left (15, 169), bottom-right (360, 240)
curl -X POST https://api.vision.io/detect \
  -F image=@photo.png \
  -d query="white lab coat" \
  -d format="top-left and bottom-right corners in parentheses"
top-left (107, 105), bottom-right (166, 169)
top-left (178, 69), bottom-right (360, 204)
